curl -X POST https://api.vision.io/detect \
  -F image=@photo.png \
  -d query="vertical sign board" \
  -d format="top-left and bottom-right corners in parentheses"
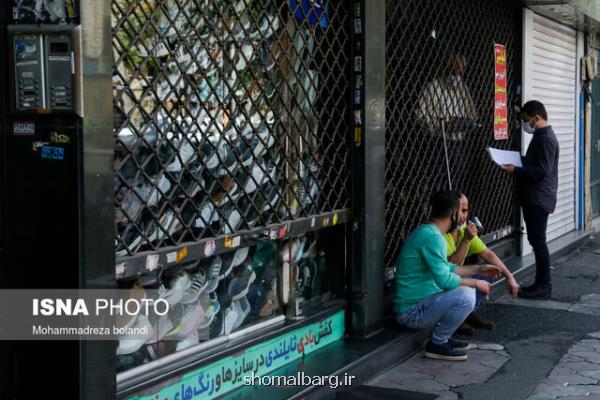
top-left (494, 44), bottom-right (508, 141)
top-left (128, 310), bottom-right (345, 400)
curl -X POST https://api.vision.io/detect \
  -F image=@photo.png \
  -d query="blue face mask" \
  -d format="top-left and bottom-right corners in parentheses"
top-left (522, 118), bottom-right (536, 134)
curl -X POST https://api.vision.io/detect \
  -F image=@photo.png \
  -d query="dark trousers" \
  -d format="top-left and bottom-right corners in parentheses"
top-left (428, 136), bottom-right (466, 191)
top-left (522, 204), bottom-right (551, 287)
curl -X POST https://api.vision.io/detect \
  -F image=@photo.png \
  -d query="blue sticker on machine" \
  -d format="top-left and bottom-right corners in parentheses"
top-left (289, 0), bottom-right (329, 27)
top-left (41, 146), bottom-right (65, 161)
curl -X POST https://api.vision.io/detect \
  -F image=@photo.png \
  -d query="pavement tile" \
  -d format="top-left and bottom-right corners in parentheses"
top-left (580, 370), bottom-right (600, 380)
top-left (556, 396), bottom-right (600, 400)
top-left (435, 391), bottom-right (459, 400)
top-left (528, 336), bottom-right (600, 399)
top-left (549, 374), bottom-right (598, 385)
top-left (586, 332), bottom-right (600, 340)
top-left (367, 345), bottom-right (509, 397)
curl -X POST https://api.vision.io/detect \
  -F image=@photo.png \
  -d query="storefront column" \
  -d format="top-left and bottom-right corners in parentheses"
top-left (350, 0), bottom-right (386, 337)
top-left (80, 0), bottom-right (116, 398)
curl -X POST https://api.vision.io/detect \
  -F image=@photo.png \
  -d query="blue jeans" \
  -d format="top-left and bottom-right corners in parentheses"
top-left (396, 287), bottom-right (476, 344)
top-left (472, 274), bottom-right (494, 310)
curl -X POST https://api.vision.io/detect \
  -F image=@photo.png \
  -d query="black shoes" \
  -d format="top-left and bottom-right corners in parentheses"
top-left (456, 313), bottom-right (494, 335)
top-left (425, 340), bottom-right (468, 361)
top-left (465, 313), bottom-right (495, 330)
top-left (518, 284), bottom-right (552, 299)
top-left (448, 337), bottom-right (471, 352)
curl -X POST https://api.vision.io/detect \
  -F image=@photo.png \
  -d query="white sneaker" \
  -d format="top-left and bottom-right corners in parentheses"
top-left (116, 313), bottom-right (154, 355)
top-left (159, 271), bottom-right (192, 305)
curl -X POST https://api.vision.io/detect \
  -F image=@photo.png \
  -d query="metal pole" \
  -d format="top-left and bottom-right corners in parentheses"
top-left (440, 119), bottom-right (453, 190)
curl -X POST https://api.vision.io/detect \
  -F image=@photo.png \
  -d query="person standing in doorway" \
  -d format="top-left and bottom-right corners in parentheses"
top-left (500, 100), bottom-right (559, 299)
top-left (416, 54), bottom-right (480, 190)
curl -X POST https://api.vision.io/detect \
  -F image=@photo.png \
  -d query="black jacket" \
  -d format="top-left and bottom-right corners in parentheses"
top-left (515, 126), bottom-right (559, 213)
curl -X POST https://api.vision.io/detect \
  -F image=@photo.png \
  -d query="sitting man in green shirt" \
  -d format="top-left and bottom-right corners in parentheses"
top-left (445, 193), bottom-right (520, 335)
top-left (395, 191), bottom-right (502, 361)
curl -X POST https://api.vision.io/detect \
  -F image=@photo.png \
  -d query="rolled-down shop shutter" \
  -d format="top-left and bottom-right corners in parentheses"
top-left (111, 0), bottom-right (352, 396)
top-left (384, 0), bottom-right (521, 270)
top-left (524, 12), bottom-right (577, 242)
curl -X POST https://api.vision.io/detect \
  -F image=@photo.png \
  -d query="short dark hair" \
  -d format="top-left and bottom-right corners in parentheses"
top-left (522, 100), bottom-right (548, 120)
top-left (430, 191), bottom-right (461, 219)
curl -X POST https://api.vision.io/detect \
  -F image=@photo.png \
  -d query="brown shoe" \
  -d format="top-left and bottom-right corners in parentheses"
top-left (456, 322), bottom-right (474, 336)
top-left (466, 313), bottom-right (495, 330)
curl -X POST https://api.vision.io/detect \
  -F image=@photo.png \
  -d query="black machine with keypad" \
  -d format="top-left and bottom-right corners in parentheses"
top-left (8, 25), bottom-right (81, 115)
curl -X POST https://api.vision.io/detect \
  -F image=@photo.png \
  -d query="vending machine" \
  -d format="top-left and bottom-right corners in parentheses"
top-left (1, 23), bottom-right (84, 398)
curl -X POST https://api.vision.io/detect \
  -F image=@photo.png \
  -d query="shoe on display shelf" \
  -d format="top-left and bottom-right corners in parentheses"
top-left (236, 195), bottom-right (259, 228)
top-left (200, 255), bottom-right (223, 283)
top-left (146, 313), bottom-right (174, 345)
top-left (172, 299), bottom-right (206, 340)
top-left (115, 185), bottom-right (144, 225)
top-left (202, 141), bottom-right (231, 171)
top-left (223, 296), bottom-right (249, 335)
top-left (180, 269), bottom-right (208, 304)
top-left (149, 210), bottom-right (183, 244)
top-left (194, 201), bottom-right (218, 230)
top-left (262, 183), bottom-right (281, 212)
top-left (243, 162), bottom-right (269, 193)
top-left (228, 266), bottom-right (257, 302)
top-left (176, 330), bottom-right (199, 351)
top-left (208, 308), bottom-right (225, 340)
top-left (165, 140), bottom-right (198, 173)
top-left (197, 292), bottom-right (220, 330)
top-left (164, 303), bottom-right (184, 338)
top-left (196, 258), bottom-right (220, 296)
top-left (158, 271), bottom-right (193, 306)
top-left (222, 207), bottom-right (243, 235)
top-left (173, 170), bottom-right (203, 200)
top-left (116, 216), bottom-right (156, 255)
top-left (115, 286), bottom-right (145, 332)
top-left (246, 282), bottom-right (267, 324)
top-left (259, 279), bottom-right (280, 318)
top-left (117, 313), bottom-right (155, 356)
top-left (233, 297), bottom-right (251, 330)
top-left (223, 249), bottom-right (246, 279)
top-left (237, 139), bottom-right (258, 168)
top-left (136, 39), bottom-right (170, 58)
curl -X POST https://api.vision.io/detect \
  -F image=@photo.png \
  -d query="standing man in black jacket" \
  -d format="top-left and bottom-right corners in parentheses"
top-left (501, 100), bottom-right (559, 299)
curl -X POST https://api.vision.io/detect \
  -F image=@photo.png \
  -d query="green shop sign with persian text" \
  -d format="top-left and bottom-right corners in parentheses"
top-left (129, 310), bottom-right (345, 400)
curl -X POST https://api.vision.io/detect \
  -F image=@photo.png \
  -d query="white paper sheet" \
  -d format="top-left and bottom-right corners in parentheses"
top-left (487, 147), bottom-right (523, 167)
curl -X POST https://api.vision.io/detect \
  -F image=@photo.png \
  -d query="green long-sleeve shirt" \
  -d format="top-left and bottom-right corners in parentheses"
top-left (394, 224), bottom-right (461, 314)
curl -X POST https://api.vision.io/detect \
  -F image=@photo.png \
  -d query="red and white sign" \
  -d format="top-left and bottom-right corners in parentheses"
top-left (494, 44), bottom-right (508, 141)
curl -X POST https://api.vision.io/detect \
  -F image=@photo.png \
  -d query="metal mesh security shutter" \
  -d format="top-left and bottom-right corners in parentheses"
top-left (527, 14), bottom-right (577, 241)
top-left (384, 0), bottom-right (521, 268)
top-left (111, 0), bottom-right (351, 259)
